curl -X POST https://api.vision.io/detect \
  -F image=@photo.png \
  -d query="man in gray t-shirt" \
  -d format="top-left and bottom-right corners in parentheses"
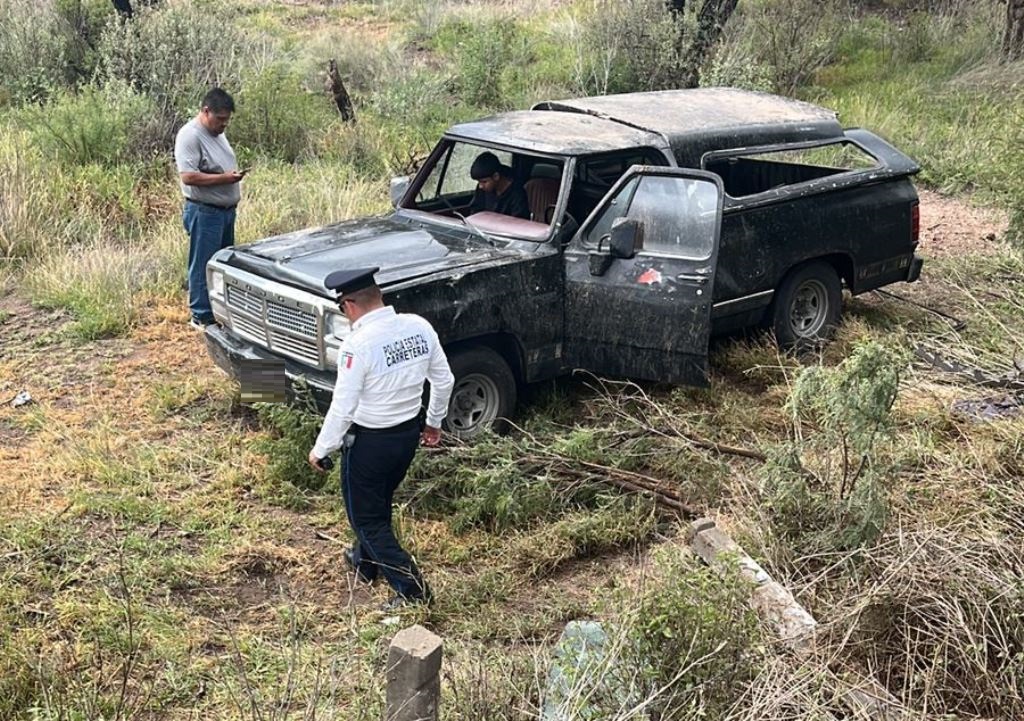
top-left (174, 87), bottom-right (244, 328)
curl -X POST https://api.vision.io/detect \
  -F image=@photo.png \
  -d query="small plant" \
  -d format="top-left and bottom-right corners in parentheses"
top-left (764, 339), bottom-right (908, 552)
top-left (253, 391), bottom-right (328, 493)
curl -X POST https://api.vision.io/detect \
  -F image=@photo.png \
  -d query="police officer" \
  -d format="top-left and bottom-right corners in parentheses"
top-left (308, 268), bottom-right (454, 609)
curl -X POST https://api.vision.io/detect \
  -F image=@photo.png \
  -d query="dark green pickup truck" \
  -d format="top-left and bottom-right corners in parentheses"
top-left (204, 87), bottom-right (922, 437)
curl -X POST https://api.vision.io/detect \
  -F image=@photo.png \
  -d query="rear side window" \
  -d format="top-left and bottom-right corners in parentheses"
top-left (704, 140), bottom-right (879, 198)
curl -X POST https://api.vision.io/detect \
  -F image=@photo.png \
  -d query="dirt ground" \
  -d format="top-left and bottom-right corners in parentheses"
top-left (916, 188), bottom-right (1008, 258)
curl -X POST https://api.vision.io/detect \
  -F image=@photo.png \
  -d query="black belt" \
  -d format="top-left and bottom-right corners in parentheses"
top-left (350, 417), bottom-right (422, 435)
top-left (186, 198), bottom-right (237, 211)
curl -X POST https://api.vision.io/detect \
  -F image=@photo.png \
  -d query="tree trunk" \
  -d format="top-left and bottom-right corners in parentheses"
top-left (1006, 0), bottom-right (1024, 61)
top-left (679, 0), bottom-right (739, 88)
top-left (326, 59), bottom-right (356, 123)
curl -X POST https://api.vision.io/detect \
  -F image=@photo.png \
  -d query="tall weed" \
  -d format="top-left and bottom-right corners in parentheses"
top-left (23, 222), bottom-right (183, 339)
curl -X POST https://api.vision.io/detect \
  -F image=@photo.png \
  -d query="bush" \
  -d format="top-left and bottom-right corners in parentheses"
top-left (19, 80), bottom-right (161, 166)
top-left (568, 0), bottom-right (696, 95)
top-left (95, 0), bottom-right (247, 140)
top-left (739, 0), bottom-right (846, 94)
top-left (443, 17), bottom-right (533, 109)
top-left (764, 339), bottom-right (908, 553)
top-left (0, 0), bottom-right (113, 104)
top-left (231, 64), bottom-right (331, 163)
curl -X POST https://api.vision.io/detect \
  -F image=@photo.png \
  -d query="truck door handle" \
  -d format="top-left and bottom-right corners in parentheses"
top-left (676, 273), bottom-right (709, 284)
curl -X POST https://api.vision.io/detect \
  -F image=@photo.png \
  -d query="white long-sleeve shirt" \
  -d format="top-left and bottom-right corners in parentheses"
top-left (311, 306), bottom-right (455, 458)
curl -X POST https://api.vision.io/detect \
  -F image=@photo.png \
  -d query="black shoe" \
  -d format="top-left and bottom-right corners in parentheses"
top-left (379, 594), bottom-right (429, 612)
top-left (344, 548), bottom-right (376, 584)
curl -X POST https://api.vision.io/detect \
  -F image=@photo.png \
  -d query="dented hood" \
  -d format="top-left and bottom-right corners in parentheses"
top-left (220, 214), bottom-right (518, 296)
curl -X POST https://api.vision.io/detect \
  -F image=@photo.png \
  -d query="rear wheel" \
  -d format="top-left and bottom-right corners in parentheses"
top-left (443, 346), bottom-right (517, 440)
top-left (771, 261), bottom-right (842, 350)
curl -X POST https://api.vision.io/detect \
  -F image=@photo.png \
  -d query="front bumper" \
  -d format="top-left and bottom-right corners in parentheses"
top-left (204, 324), bottom-right (335, 411)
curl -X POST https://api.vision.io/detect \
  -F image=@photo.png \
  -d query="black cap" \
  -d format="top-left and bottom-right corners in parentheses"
top-left (324, 267), bottom-right (380, 298)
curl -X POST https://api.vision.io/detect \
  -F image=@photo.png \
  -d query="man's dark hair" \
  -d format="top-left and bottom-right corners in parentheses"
top-left (470, 151), bottom-right (505, 181)
top-left (202, 87), bottom-right (235, 114)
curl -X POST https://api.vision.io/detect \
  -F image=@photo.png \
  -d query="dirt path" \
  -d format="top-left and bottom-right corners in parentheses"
top-left (916, 189), bottom-right (1008, 259)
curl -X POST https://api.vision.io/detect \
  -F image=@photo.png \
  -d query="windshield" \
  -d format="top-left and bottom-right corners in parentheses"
top-left (402, 139), bottom-right (567, 242)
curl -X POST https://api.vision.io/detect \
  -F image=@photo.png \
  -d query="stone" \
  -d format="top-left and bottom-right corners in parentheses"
top-left (385, 624), bottom-right (442, 721)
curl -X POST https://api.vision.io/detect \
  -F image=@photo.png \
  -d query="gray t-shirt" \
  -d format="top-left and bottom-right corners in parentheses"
top-left (174, 118), bottom-right (241, 207)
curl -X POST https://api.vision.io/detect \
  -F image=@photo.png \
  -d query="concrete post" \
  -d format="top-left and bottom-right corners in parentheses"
top-left (385, 624), bottom-right (443, 721)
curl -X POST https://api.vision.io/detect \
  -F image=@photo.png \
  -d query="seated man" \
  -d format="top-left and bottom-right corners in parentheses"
top-left (468, 151), bottom-right (530, 220)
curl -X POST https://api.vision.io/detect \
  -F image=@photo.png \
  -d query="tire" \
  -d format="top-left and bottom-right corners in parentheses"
top-left (443, 346), bottom-right (517, 440)
top-left (771, 261), bottom-right (842, 350)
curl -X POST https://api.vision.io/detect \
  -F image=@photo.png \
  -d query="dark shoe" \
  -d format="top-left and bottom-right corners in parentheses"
top-left (344, 548), bottom-right (376, 584)
top-left (379, 594), bottom-right (430, 612)
top-left (189, 317), bottom-right (214, 330)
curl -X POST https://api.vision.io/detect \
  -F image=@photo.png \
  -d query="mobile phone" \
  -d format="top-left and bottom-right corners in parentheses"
top-left (238, 167), bottom-right (250, 176)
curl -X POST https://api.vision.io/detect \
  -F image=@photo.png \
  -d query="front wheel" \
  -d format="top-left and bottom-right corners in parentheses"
top-left (443, 346), bottom-right (517, 440)
top-left (771, 261), bottom-right (842, 350)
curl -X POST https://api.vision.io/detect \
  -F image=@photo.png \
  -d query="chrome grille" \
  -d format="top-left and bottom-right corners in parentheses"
top-left (227, 285), bottom-right (263, 316)
top-left (232, 313), bottom-right (267, 343)
top-left (223, 278), bottom-right (323, 367)
top-left (268, 329), bottom-right (319, 365)
top-left (266, 301), bottom-right (317, 337)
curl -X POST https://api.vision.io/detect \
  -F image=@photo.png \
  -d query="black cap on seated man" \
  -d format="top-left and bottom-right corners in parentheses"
top-left (468, 151), bottom-right (530, 220)
top-left (324, 267), bottom-right (381, 298)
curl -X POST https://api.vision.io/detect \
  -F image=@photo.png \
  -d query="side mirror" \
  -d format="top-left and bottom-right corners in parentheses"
top-left (389, 176), bottom-right (410, 208)
top-left (609, 217), bottom-right (641, 259)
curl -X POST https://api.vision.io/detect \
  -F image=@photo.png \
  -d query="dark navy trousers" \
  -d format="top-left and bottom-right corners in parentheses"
top-left (342, 426), bottom-right (427, 599)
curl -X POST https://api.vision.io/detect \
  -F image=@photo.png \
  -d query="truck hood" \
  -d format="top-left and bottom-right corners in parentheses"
top-left (220, 215), bottom-right (518, 296)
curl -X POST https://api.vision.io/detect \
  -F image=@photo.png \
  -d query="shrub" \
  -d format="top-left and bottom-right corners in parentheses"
top-left (231, 64), bottom-right (331, 163)
top-left (444, 17), bottom-right (533, 108)
top-left (567, 0), bottom-right (696, 95)
top-left (19, 80), bottom-right (161, 166)
top-left (95, 0), bottom-right (247, 142)
top-left (764, 339), bottom-right (908, 553)
top-left (741, 0), bottom-right (846, 94)
top-left (0, 0), bottom-right (113, 104)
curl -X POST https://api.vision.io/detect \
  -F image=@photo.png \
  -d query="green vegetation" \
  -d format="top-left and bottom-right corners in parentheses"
top-left (2, 0), bottom-right (1024, 719)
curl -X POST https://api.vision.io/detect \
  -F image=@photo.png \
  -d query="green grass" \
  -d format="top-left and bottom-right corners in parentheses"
top-left (2, 2), bottom-right (1024, 719)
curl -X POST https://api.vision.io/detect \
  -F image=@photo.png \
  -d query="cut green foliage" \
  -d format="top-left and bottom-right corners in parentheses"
top-left (765, 339), bottom-right (908, 552)
top-left (253, 395), bottom-right (328, 494)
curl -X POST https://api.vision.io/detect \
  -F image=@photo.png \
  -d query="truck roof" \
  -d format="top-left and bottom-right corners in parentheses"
top-left (447, 110), bottom-right (667, 156)
top-left (534, 88), bottom-right (843, 165)
top-left (452, 88), bottom-right (843, 166)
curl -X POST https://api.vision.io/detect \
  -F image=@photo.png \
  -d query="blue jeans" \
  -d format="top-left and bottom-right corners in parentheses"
top-left (184, 200), bottom-right (236, 323)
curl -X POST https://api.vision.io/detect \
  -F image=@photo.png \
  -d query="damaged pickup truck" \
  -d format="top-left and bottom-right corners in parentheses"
top-left (203, 87), bottom-right (922, 438)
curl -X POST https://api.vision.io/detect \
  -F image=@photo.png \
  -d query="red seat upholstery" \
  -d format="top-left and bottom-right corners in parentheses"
top-left (524, 177), bottom-right (561, 223)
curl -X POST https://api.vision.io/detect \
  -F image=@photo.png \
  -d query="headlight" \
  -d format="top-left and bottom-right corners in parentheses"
top-left (325, 312), bottom-right (350, 339)
top-left (209, 270), bottom-right (225, 298)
